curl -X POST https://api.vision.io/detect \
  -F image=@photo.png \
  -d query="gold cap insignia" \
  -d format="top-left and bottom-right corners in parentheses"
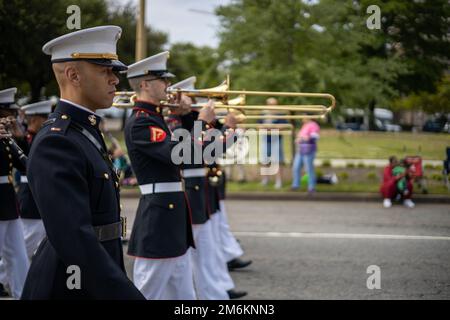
top-left (88, 115), bottom-right (97, 126)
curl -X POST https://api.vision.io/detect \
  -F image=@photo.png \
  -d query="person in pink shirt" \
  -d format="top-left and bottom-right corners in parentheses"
top-left (291, 119), bottom-right (320, 193)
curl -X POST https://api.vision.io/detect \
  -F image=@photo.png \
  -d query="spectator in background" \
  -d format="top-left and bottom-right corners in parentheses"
top-left (260, 98), bottom-right (287, 189)
top-left (380, 156), bottom-right (415, 208)
top-left (291, 118), bottom-right (320, 194)
top-left (108, 143), bottom-right (137, 186)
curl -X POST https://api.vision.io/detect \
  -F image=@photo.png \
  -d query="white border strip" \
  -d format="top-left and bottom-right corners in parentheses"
top-left (233, 231), bottom-right (450, 241)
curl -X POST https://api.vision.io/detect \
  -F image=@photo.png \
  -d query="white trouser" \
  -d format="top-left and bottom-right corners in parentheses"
top-left (0, 219), bottom-right (45, 286)
top-left (191, 221), bottom-right (229, 300)
top-left (210, 213), bottom-right (235, 291)
top-left (0, 219), bottom-right (30, 299)
top-left (21, 219), bottom-right (46, 259)
top-left (218, 200), bottom-right (244, 262)
top-left (133, 251), bottom-right (196, 300)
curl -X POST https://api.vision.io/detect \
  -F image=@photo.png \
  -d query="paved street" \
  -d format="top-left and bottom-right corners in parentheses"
top-left (121, 198), bottom-right (450, 300)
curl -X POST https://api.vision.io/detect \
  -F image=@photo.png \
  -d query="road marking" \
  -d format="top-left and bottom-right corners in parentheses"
top-left (233, 231), bottom-right (450, 241)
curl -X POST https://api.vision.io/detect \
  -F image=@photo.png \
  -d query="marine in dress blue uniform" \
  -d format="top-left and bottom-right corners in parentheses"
top-left (20, 26), bottom-right (145, 300)
top-left (124, 52), bottom-right (214, 300)
top-left (18, 100), bottom-right (53, 258)
top-left (167, 77), bottom-right (230, 300)
top-left (204, 128), bottom-right (249, 299)
top-left (167, 77), bottom-right (249, 299)
top-left (0, 87), bottom-right (30, 299)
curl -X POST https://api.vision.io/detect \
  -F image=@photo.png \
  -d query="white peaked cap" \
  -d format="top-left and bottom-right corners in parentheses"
top-left (42, 25), bottom-right (127, 71)
top-left (168, 76), bottom-right (197, 91)
top-left (126, 51), bottom-right (175, 79)
top-left (21, 100), bottom-right (54, 115)
top-left (0, 87), bottom-right (17, 104)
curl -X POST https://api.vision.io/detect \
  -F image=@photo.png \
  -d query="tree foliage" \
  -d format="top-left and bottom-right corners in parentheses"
top-left (215, 0), bottom-right (449, 113)
top-left (393, 75), bottom-right (450, 113)
top-left (0, 0), bottom-right (167, 101)
top-left (169, 43), bottom-right (223, 88)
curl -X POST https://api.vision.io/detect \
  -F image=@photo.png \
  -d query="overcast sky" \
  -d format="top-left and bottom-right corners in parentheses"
top-left (116, 0), bottom-right (233, 48)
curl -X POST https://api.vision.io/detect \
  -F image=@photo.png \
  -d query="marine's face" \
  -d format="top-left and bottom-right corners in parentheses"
top-left (79, 62), bottom-right (119, 109)
top-left (26, 115), bottom-right (47, 132)
top-left (143, 77), bottom-right (171, 102)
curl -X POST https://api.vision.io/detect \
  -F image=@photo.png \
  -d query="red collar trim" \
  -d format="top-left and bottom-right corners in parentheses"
top-left (133, 107), bottom-right (163, 118)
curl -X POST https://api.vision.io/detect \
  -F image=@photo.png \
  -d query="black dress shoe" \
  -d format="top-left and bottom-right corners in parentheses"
top-left (227, 258), bottom-right (252, 270)
top-left (227, 289), bottom-right (247, 299)
top-left (0, 283), bottom-right (10, 297)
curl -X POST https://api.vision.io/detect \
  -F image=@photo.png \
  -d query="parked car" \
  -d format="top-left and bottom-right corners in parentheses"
top-left (443, 122), bottom-right (450, 133)
top-left (335, 107), bottom-right (402, 132)
top-left (336, 122), bottom-right (363, 131)
top-left (423, 118), bottom-right (450, 133)
top-left (374, 108), bottom-right (401, 132)
top-left (335, 108), bottom-right (365, 131)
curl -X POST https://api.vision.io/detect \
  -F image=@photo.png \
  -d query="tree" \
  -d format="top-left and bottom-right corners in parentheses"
top-left (361, 0), bottom-right (450, 95)
top-left (215, 0), bottom-right (449, 131)
top-left (0, 0), bottom-right (168, 102)
top-left (393, 75), bottom-right (450, 114)
top-left (169, 43), bottom-right (223, 88)
top-left (215, 0), bottom-right (406, 111)
top-left (0, 0), bottom-right (71, 102)
top-left (108, 1), bottom-right (168, 91)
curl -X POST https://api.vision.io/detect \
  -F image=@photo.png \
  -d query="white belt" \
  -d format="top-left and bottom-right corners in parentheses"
top-left (182, 168), bottom-right (207, 178)
top-left (139, 182), bottom-right (184, 195)
top-left (0, 175), bottom-right (11, 184)
top-left (21, 176), bottom-right (28, 183)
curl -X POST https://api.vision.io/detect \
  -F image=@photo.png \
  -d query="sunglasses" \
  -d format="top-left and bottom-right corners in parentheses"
top-left (145, 77), bottom-right (171, 85)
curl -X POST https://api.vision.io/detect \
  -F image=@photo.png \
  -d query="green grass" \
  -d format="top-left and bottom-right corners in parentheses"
top-left (120, 181), bottom-right (448, 194)
top-left (226, 181), bottom-right (449, 194)
top-left (317, 130), bottom-right (449, 160)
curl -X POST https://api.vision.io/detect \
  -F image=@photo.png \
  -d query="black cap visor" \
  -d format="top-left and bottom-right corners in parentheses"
top-left (52, 58), bottom-right (128, 72)
top-left (0, 103), bottom-right (19, 110)
top-left (147, 70), bottom-right (175, 78)
top-left (87, 59), bottom-right (128, 72)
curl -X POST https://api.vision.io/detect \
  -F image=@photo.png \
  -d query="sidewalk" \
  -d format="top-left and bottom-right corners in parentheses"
top-left (120, 188), bottom-right (449, 204)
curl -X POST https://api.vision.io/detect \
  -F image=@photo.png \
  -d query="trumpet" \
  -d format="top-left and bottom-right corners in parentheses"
top-left (113, 76), bottom-right (336, 120)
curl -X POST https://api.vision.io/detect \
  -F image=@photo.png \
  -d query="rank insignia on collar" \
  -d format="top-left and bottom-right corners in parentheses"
top-left (88, 115), bottom-right (97, 126)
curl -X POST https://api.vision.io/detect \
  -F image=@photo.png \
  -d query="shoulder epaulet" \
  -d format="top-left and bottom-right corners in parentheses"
top-left (136, 110), bottom-right (150, 118)
top-left (45, 115), bottom-right (71, 135)
top-left (42, 118), bottom-right (56, 127)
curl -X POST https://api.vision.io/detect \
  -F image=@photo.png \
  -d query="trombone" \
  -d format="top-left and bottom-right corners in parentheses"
top-left (0, 117), bottom-right (28, 166)
top-left (113, 76), bottom-right (336, 120)
top-left (236, 123), bottom-right (294, 136)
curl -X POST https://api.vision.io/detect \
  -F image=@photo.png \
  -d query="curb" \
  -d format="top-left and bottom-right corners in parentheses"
top-left (119, 189), bottom-right (449, 204)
